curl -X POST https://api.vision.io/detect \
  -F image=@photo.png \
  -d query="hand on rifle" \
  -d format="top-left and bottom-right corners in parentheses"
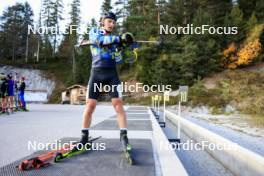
top-left (120, 32), bottom-right (135, 46)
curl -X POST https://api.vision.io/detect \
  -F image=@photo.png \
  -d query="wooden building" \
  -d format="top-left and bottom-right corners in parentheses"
top-left (61, 85), bottom-right (87, 105)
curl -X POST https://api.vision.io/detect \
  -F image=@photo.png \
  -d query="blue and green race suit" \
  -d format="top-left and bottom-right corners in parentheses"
top-left (87, 27), bottom-right (123, 100)
top-left (89, 27), bottom-right (123, 68)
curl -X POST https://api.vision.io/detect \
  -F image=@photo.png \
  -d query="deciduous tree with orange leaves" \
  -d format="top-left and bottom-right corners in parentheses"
top-left (222, 24), bottom-right (263, 69)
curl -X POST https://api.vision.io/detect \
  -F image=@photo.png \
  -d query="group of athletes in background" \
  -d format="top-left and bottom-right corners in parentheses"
top-left (0, 73), bottom-right (27, 114)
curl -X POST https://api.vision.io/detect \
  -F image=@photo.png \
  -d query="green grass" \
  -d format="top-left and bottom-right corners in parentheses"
top-left (123, 95), bottom-right (151, 105)
top-left (123, 93), bottom-right (181, 106)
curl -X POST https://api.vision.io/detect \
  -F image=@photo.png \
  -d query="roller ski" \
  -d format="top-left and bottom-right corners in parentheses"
top-left (54, 136), bottom-right (101, 163)
top-left (120, 130), bottom-right (134, 165)
top-left (17, 142), bottom-right (76, 171)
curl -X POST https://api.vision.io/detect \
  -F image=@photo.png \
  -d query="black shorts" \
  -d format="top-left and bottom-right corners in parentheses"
top-left (86, 67), bottom-right (122, 100)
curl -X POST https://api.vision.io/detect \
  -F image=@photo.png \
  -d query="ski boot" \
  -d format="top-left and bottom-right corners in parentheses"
top-left (120, 130), bottom-right (134, 165)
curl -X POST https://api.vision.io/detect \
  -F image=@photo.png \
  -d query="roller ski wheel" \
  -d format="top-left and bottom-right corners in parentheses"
top-left (54, 152), bottom-right (64, 163)
top-left (123, 144), bottom-right (134, 165)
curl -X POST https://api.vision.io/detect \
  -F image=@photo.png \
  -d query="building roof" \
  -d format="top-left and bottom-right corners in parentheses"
top-left (66, 84), bottom-right (86, 90)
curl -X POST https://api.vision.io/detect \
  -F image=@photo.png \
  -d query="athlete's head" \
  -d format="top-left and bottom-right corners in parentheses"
top-left (100, 11), bottom-right (117, 33)
top-left (7, 73), bottom-right (12, 79)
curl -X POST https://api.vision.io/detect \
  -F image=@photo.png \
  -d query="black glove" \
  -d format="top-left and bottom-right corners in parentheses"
top-left (120, 32), bottom-right (134, 45)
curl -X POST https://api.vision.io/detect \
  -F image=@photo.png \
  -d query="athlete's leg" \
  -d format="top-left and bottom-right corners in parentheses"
top-left (1, 96), bottom-right (4, 112)
top-left (20, 93), bottom-right (26, 109)
top-left (112, 98), bottom-right (130, 152)
top-left (15, 92), bottom-right (19, 110)
top-left (108, 75), bottom-right (130, 150)
top-left (82, 99), bottom-right (97, 128)
top-left (107, 69), bottom-right (127, 128)
top-left (76, 70), bottom-right (100, 147)
top-left (18, 93), bottom-right (23, 109)
top-left (112, 98), bottom-right (127, 129)
top-left (74, 98), bottom-right (97, 148)
top-left (10, 96), bottom-right (14, 112)
top-left (8, 96), bottom-right (14, 112)
top-left (82, 70), bottom-right (100, 128)
top-left (3, 97), bottom-right (7, 112)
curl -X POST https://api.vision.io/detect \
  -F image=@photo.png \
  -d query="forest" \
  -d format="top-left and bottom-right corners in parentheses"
top-left (0, 0), bottom-right (263, 115)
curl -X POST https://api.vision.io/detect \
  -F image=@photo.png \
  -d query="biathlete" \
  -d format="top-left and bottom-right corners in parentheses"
top-left (74, 12), bottom-right (135, 155)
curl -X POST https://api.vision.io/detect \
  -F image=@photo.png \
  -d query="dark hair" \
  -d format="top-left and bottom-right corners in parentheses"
top-left (8, 74), bottom-right (12, 79)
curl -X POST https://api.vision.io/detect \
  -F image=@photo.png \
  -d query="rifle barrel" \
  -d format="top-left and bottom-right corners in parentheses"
top-left (137, 40), bottom-right (159, 44)
top-left (77, 40), bottom-right (159, 46)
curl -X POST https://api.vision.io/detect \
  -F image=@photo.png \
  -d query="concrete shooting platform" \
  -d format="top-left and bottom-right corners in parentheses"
top-left (0, 106), bottom-right (187, 176)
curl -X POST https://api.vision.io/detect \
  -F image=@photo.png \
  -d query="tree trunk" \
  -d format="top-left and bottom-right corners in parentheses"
top-left (36, 40), bottom-right (40, 62)
top-left (25, 33), bottom-right (29, 63)
top-left (12, 43), bottom-right (15, 61)
top-left (72, 46), bottom-right (76, 82)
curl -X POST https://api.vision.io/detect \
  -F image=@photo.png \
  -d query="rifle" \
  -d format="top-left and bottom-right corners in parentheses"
top-left (78, 40), bottom-right (159, 46)
top-left (74, 39), bottom-right (159, 64)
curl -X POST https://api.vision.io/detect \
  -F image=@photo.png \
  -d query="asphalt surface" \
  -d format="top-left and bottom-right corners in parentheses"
top-left (0, 104), bottom-right (116, 167)
top-left (0, 104), bottom-right (156, 176)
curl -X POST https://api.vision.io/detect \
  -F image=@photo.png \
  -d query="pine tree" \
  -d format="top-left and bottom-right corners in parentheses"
top-left (101, 0), bottom-right (113, 14)
top-left (255, 0), bottom-right (264, 22)
top-left (124, 0), bottom-right (158, 40)
top-left (1, 4), bottom-right (23, 60)
top-left (0, 30), bottom-right (4, 59)
top-left (22, 2), bottom-right (34, 42)
top-left (0, 3), bottom-right (34, 61)
top-left (41, 0), bottom-right (54, 62)
top-left (238, 0), bottom-right (257, 19)
top-left (195, 0), bottom-right (232, 25)
top-left (246, 12), bottom-right (258, 31)
top-left (185, 8), bottom-right (220, 78)
top-left (58, 0), bottom-right (81, 59)
top-left (120, 0), bottom-right (161, 82)
top-left (40, 0), bottom-right (64, 58)
top-left (90, 18), bottom-right (97, 28)
top-left (74, 19), bottom-right (96, 84)
top-left (163, 0), bottom-right (184, 25)
top-left (58, 0), bottom-right (81, 83)
top-left (69, 0), bottom-right (81, 45)
top-left (22, 2), bottom-right (34, 62)
top-left (34, 0), bottom-right (44, 63)
top-left (224, 5), bottom-right (245, 43)
top-left (114, 0), bottom-right (128, 19)
top-left (50, 0), bottom-right (63, 56)
top-left (113, 0), bottom-right (129, 33)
